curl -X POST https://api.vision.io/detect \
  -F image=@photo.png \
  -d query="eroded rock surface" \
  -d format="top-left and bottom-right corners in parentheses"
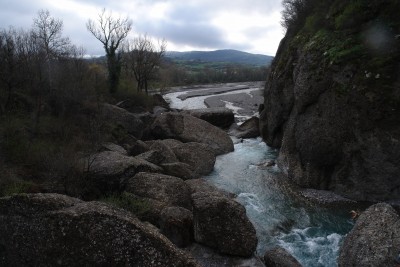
top-left (191, 192), bottom-right (257, 257)
top-left (0, 193), bottom-right (199, 267)
top-left (150, 113), bottom-right (234, 155)
top-left (259, 1), bottom-right (400, 201)
top-left (263, 247), bottom-right (302, 267)
top-left (338, 203), bottom-right (400, 267)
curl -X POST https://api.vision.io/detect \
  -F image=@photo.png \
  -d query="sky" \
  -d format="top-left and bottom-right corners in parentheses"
top-left (0, 0), bottom-right (285, 56)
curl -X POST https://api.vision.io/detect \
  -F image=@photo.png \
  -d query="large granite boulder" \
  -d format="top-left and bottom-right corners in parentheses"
top-left (101, 103), bottom-right (144, 139)
top-left (338, 203), bottom-right (400, 267)
top-left (0, 193), bottom-right (199, 266)
top-left (183, 107), bottom-right (235, 129)
top-left (150, 112), bottom-right (234, 155)
top-left (160, 206), bottom-right (194, 248)
top-left (263, 247), bottom-right (302, 267)
top-left (83, 151), bottom-right (162, 194)
top-left (172, 142), bottom-right (216, 178)
top-left (161, 162), bottom-right (195, 180)
top-left (186, 179), bottom-right (236, 198)
top-left (185, 243), bottom-right (265, 267)
top-left (100, 142), bottom-right (128, 155)
top-left (191, 192), bottom-right (257, 257)
top-left (125, 172), bottom-right (192, 210)
top-left (150, 140), bottom-right (179, 163)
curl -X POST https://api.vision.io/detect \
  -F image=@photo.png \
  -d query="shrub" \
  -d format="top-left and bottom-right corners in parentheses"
top-left (281, 0), bottom-right (317, 32)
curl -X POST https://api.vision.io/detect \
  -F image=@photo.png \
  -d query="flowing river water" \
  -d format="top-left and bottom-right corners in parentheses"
top-left (164, 84), bottom-right (354, 267)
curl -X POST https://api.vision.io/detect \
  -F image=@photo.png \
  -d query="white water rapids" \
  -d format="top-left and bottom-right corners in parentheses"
top-left (163, 85), bottom-right (353, 267)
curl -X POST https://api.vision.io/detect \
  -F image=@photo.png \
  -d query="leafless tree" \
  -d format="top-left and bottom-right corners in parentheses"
top-left (32, 9), bottom-right (71, 59)
top-left (123, 35), bottom-right (166, 94)
top-left (87, 9), bottom-right (132, 94)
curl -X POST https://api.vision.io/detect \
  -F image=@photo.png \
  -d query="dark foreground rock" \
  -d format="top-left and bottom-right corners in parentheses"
top-left (263, 247), bottom-right (302, 267)
top-left (338, 203), bottom-right (400, 267)
top-left (191, 192), bottom-right (257, 257)
top-left (150, 112), bottom-right (234, 155)
top-left (183, 107), bottom-right (234, 129)
top-left (0, 193), bottom-right (199, 267)
top-left (160, 206), bottom-right (194, 248)
top-left (185, 243), bottom-right (265, 267)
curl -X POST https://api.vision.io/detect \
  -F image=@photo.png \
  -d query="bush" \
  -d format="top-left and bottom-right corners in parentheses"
top-left (281, 0), bottom-right (317, 32)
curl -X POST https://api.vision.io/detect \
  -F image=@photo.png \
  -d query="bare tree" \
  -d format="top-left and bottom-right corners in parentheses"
top-left (87, 9), bottom-right (132, 94)
top-left (123, 35), bottom-right (166, 94)
top-left (32, 9), bottom-right (71, 59)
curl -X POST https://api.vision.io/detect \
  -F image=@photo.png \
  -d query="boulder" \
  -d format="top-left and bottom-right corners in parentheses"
top-left (125, 172), bottom-right (192, 210)
top-left (185, 243), bottom-right (265, 267)
top-left (153, 106), bottom-right (169, 115)
top-left (100, 142), bottom-right (128, 155)
top-left (186, 179), bottom-right (236, 198)
top-left (150, 112), bottom-right (234, 155)
top-left (137, 150), bottom-right (166, 165)
top-left (161, 162), bottom-right (195, 180)
top-left (263, 247), bottom-right (302, 267)
top-left (298, 189), bottom-right (357, 208)
top-left (83, 151), bottom-right (162, 193)
top-left (338, 203), bottom-right (400, 267)
top-left (127, 140), bottom-right (150, 156)
top-left (230, 117), bottom-right (260, 139)
top-left (183, 107), bottom-right (234, 129)
top-left (172, 142), bottom-right (216, 178)
top-left (150, 140), bottom-right (179, 163)
top-left (160, 206), bottom-right (194, 248)
top-left (0, 193), bottom-right (199, 267)
top-left (115, 99), bottom-right (147, 113)
top-left (153, 93), bottom-right (170, 108)
top-left (191, 192), bottom-right (257, 257)
top-left (159, 138), bottom-right (184, 149)
top-left (101, 103), bottom-right (144, 139)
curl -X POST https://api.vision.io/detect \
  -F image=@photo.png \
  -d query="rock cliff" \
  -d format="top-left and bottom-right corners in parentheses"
top-left (260, 0), bottom-right (400, 201)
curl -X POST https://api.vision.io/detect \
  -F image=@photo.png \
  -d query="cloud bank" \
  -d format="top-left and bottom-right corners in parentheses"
top-left (0, 0), bottom-right (284, 56)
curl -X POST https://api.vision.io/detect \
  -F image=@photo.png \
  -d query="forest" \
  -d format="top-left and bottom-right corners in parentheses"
top-left (0, 9), bottom-right (269, 198)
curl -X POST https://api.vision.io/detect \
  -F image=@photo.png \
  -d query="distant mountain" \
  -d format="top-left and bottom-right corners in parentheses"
top-left (165, 49), bottom-right (273, 66)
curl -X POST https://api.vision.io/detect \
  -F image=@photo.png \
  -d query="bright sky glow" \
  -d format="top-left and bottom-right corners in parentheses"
top-left (0, 0), bottom-right (285, 56)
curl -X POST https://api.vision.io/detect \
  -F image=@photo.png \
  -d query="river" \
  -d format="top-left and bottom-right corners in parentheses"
top-left (164, 84), bottom-right (354, 267)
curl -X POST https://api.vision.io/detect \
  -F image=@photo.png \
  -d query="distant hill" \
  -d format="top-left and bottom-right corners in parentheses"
top-left (165, 49), bottom-right (273, 66)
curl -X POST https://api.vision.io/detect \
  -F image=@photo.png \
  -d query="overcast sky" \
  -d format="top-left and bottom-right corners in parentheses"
top-left (0, 0), bottom-right (285, 56)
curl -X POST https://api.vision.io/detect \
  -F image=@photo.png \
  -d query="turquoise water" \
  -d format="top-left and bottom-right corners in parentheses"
top-left (205, 138), bottom-right (354, 267)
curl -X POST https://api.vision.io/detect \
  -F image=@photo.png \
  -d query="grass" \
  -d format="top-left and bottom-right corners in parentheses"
top-left (101, 192), bottom-right (150, 216)
top-left (0, 181), bottom-right (38, 197)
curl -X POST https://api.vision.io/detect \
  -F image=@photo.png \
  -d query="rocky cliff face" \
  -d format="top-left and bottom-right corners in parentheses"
top-left (260, 0), bottom-right (400, 202)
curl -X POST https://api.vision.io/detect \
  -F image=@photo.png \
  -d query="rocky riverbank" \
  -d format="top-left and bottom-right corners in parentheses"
top-left (0, 100), bottom-right (264, 266)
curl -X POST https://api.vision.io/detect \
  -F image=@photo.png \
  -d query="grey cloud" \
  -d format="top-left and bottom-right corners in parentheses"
top-left (136, 18), bottom-right (227, 48)
top-left (0, 0), bottom-right (283, 55)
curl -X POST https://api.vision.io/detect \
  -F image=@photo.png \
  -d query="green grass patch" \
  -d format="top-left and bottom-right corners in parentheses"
top-left (0, 180), bottom-right (38, 197)
top-left (101, 192), bottom-right (150, 215)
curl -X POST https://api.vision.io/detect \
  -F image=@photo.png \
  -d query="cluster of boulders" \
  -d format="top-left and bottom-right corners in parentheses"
top-left (0, 98), bottom-right (261, 266)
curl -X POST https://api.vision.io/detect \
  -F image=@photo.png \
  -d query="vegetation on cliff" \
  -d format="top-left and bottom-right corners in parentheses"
top-left (261, 0), bottom-right (400, 201)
